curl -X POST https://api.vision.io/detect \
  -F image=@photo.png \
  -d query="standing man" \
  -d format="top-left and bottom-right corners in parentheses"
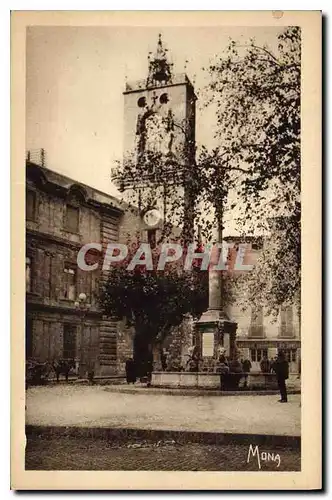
top-left (217, 353), bottom-right (229, 391)
top-left (272, 350), bottom-right (289, 403)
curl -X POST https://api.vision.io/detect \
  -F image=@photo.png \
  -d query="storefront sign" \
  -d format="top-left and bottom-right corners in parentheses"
top-left (236, 340), bottom-right (300, 349)
top-left (277, 342), bottom-right (300, 350)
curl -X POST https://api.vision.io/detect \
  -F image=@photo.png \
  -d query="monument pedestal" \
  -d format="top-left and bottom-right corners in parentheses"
top-left (195, 309), bottom-right (237, 363)
top-left (194, 263), bottom-right (238, 367)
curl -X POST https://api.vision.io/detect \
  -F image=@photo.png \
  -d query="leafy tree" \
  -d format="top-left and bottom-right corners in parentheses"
top-left (200, 26), bottom-right (301, 313)
top-left (100, 240), bottom-right (208, 373)
top-left (111, 26), bottom-right (301, 317)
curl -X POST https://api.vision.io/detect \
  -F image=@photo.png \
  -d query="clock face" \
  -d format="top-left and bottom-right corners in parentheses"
top-left (143, 209), bottom-right (161, 227)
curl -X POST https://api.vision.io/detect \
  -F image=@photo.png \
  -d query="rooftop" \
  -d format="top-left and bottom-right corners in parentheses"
top-left (26, 149), bottom-right (124, 213)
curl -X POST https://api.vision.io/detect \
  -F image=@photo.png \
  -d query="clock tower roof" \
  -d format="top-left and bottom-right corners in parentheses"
top-left (146, 33), bottom-right (173, 87)
top-left (124, 34), bottom-right (194, 94)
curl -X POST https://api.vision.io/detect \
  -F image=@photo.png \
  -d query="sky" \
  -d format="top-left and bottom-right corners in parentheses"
top-left (26, 25), bottom-right (282, 202)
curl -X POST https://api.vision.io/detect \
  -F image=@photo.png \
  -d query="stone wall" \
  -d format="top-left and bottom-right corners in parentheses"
top-left (116, 320), bottom-right (135, 374)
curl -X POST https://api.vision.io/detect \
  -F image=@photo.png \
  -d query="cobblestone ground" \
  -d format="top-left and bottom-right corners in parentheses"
top-left (25, 436), bottom-right (301, 471)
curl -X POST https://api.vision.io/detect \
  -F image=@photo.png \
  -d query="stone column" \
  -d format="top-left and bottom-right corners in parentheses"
top-left (195, 218), bottom-right (237, 362)
top-left (208, 268), bottom-right (223, 311)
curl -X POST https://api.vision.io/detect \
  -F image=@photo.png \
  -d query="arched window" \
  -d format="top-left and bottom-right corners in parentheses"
top-left (64, 185), bottom-right (86, 233)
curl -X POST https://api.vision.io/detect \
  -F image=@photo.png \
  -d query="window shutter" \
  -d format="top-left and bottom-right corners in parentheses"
top-left (249, 305), bottom-right (264, 337)
top-left (65, 205), bottom-right (79, 233)
top-left (26, 190), bottom-right (36, 220)
top-left (279, 305), bottom-right (294, 338)
top-left (26, 257), bottom-right (32, 292)
top-left (63, 266), bottom-right (76, 300)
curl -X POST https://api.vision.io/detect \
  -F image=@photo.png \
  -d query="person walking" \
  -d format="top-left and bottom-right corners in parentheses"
top-left (260, 355), bottom-right (270, 374)
top-left (272, 350), bottom-right (289, 403)
top-left (241, 358), bottom-right (252, 388)
top-left (228, 357), bottom-right (243, 390)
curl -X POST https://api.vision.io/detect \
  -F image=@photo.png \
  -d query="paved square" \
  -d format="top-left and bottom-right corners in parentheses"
top-left (26, 385), bottom-right (300, 436)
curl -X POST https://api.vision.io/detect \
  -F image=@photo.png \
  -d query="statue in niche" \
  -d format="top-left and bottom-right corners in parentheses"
top-left (136, 98), bottom-right (175, 166)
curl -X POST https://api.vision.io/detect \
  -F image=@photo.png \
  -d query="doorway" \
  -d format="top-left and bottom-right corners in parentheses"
top-left (63, 323), bottom-right (76, 360)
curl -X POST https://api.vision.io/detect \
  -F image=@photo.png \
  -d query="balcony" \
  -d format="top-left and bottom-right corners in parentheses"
top-left (278, 327), bottom-right (295, 339)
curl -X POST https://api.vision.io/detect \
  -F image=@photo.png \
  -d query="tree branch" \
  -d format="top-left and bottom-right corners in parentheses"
top-left (236, 44), bottom-right (281, 65)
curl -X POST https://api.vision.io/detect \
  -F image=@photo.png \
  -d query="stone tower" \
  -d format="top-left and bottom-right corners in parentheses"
top-left (122, 34), bottom-right (197, 241)
top-left (120, 35), bottom-right (237, 368)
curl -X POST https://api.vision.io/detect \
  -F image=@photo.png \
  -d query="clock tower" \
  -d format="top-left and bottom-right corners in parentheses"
top-left (122, 34), bottom-right (197, 241)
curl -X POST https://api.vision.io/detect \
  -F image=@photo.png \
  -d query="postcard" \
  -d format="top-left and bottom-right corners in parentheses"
top-left (11, 10), bottom-right (321, 490)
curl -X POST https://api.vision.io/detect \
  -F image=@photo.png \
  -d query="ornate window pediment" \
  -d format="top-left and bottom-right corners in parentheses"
top-left (67, 184), bottom-right (87, 205)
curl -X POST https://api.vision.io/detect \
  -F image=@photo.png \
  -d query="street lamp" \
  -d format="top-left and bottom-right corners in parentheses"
top-left (74, 293), bottom-right (90, 379)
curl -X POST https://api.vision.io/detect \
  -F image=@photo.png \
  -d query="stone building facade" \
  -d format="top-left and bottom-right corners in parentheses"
top-left (26, 33), bottom-right (300, 377)
top-left (156, 235), bottom-right (301, 375)
top-left (25, 154), bottom-right (154, 377)
top-left (223, 238), bottom-right (301, 374)
top-left (25, 157), bottom-right (301, 376)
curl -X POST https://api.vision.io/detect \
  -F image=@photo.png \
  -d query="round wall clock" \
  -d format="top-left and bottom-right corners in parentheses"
top-left (143, 208), bottom-right (162, 227)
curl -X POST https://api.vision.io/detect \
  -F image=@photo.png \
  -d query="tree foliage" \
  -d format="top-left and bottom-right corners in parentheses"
top-left (201, 26), bottom-right (301, 312)
top-left (111, 26), bottom-right (301, 318)
top-left (100, 240), bottom-right (208, 359)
